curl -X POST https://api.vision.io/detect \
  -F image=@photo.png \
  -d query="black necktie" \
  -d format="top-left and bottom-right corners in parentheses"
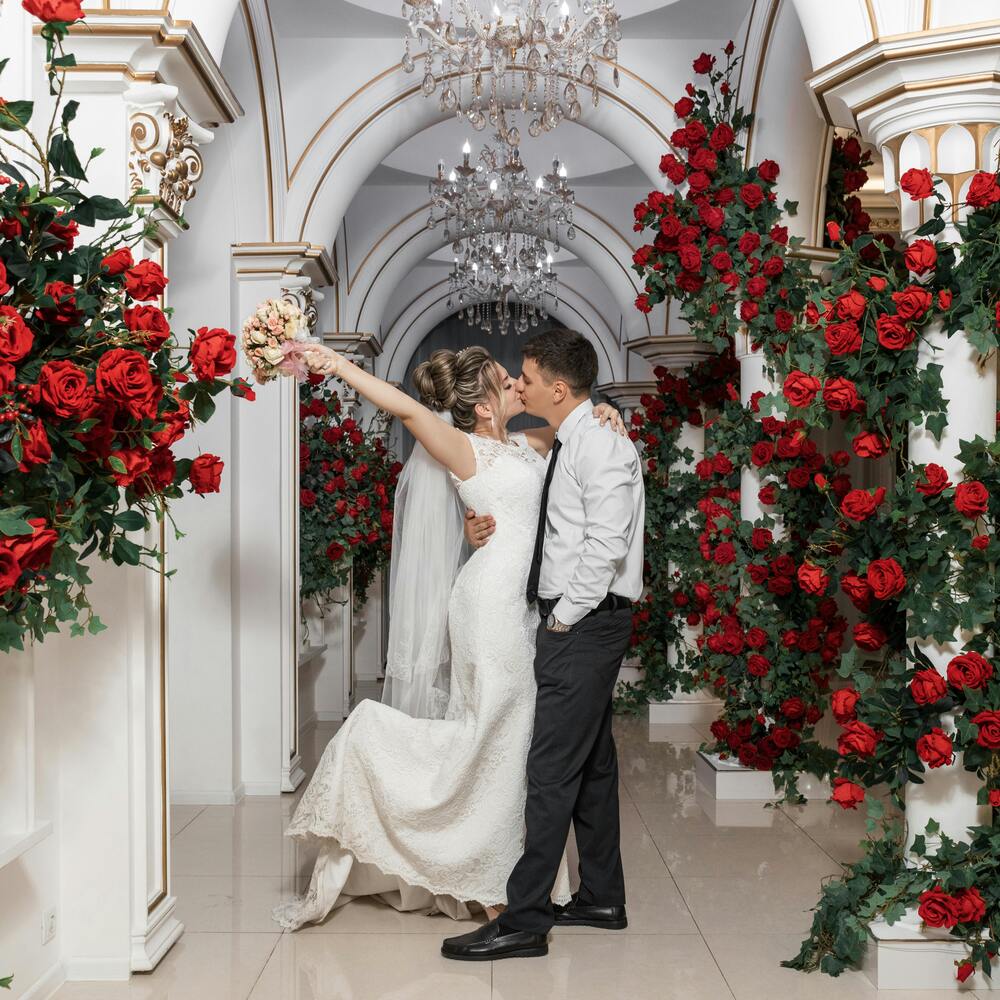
top-left (526, 438), bottom-right (561, 604)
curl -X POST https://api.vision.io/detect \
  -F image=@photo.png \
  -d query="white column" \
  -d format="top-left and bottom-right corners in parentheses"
top-left (807, 28), bottom-right (1000, 989)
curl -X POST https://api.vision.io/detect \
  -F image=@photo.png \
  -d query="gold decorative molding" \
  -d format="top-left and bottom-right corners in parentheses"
top-left (128, 104), bottom-right (206, 215)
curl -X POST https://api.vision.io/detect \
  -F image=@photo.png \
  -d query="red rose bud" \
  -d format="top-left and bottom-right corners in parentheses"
top-left (989, 789), bottom-right (1000, 807)
top-left (101, 246), bottom-right (134, 276)
top-left (826, 221), bottom-right (841, 242)
top-left (831, 777), bottom-right (865, 810)
top-left (867, 275), bottom-right (887, 291)
top-left (937, 288), bottom-right (953, 310)
top-left (813, 473), bottom-right (828, 490)
top-left (972, 534), bottom-right (990, 550)
top-left (957, 961), bottom-right (975, 983)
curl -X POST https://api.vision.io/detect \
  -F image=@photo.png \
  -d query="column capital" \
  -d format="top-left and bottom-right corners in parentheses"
top-left (231, 243), bottom-right (338, 288)
top-left (626, 334), bottom-right (713, 371)
top-left (807, 22), bottom-right (1000, 148)
top-left (594, 381), bottom-right (658, 413)
top-left (323, 332), bottom-right (383, 367)
top-left (52, 13), bottom-right (243, 126)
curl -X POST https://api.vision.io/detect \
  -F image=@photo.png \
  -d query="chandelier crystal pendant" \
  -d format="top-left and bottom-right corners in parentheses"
top-left (401, 0), bottom-right (623, 145)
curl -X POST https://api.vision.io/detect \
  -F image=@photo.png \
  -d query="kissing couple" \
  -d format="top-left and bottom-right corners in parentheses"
top-left (274, 327), bottom-right (645, 961)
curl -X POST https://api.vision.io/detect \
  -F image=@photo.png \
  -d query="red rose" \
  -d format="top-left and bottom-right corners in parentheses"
top-left (692, 52), bottom-right (715, 74)
top-left (740, 183), bottom-right (764, 209)
top-left (684, 120), bottom-right (707, 146)
top-left (972, 710), bottom-right (1000, 749)
top-left (830, 687), bottom-right (860, 725)
top-left (866, 557), bottom-right (906, 600)
top-left (868, 275), bottom-right (887, 291)
top-left (955, 887), bottom-right (986, 924)
top-left (757, 159), bottom-right (780, 183)
top-left (39, 359), bottom-right (94, 418)
top-left (709, 122), bottom-right (734, 150)
top-left (841, 486), bottom-right (885, 521)
top-left (326, 541), bottom-right (346, 562)
top-left (947, 651), bottom-right (993, 690)
top-left (823, 377), bottom-right (860, 413)
top-left (840, 574), bottom-right (871, 611)
top-left (0, 546), bottom-right (21, 593)
top-left (826, 221), bottom-right (841, 242)
top-left (758, 484), bottom-right (776, 505)
top-left (916, 463), bottom-right (951, 496)
top-left (966, 170), bottom-right (1000, 209)
top-left (96, 348), bottom-right (160, 420)
top-left (17, 419), bottom-right (51, 471)
top-left (0, 217), bottom-right (23, 240)
top-left (973, 533), bottom-right (990, 550)
top-left (918, 887), bottom-right (959, 928)
top-left (123, 305), bottom-right (171, 350)
top-left (740, 300), bottom-right (759, 322)
top-left (891, 285), bottom-right (933, 320)
top-left (838, 720), bottom-right (880, 758)
top-left (101, 247), bottom-right (134, 276)
top-left (124, 259), bottom-right (169, 301)
top-left (797, 562), bottom-right (829, 595)
top-left (108, 447), bottom-right (151, 487)
top-left (0, 259), bottom-right (9, 297)
top-left (634, 293), bottom-right (652, 314)
top-left (6, 518), bottom-right (57, 571)
top-left (852, 430), bottom-right (888, 458)
top-left (937, 288), bottom-right (953, 310)
top-left (917, 727), bottom-right (954, 769)
top-left (831, 777), bottom-right (865, 810)
top-left (904, 239), bottom-right (937, 275)
top-left (853, 623), bottom-right (886, 650)
top-left (737, 232), bottom-right (760, 255)
top-left (825, 321), bottom-right (862, 355)
top-left (689, 147), bottom-right (717, 172)
top-left (957, 961), bottom-right (975, 984)
top-left (747, 654), bottom-right (771, 677)
top-left (751, 528), bottom-right (772, 551)
top-left (836, 290), bottom-right (867, 321)
top-left (21, 0), bottom-right (83, 21)
top-left (750, 441), bottom-right (773, 467)
top-left (674, 97), bottom-right (694, 118)
top-left (678, 245), bottom-right (702, 272)
top-left (783, 371), bottom-right (821, 408)
top-left (0, 305), bottom-right (34, 362)
top-left (190, 453), bottom-right (224, 495)
top-left (714, 542), bottom-right (735, 565)
top-left (46, 215), bottom-right (78, 251)
top-left (899, 167), bottom-right (934, 200)
top-left (775, 308), bottom-right (794, 332)
top-left (746, 275), bottom-right (767, 298)
top-left (39, 280), bottom-right (81, 326)
top-left (910, 668), bottom-right (947, 705)
top-left (301, 489), bottom-right (317, 508)
top-left (710, 250), bottom-right (733, 271)
top-left (875, 314), bottom-right (915, 350)
top-left (152, 397), bottom-right (190, 448)
top-left (135, 446), bottom-right (176, 496)
top-left (686, 170), bottom-right (711, 194)
top-left (954, 480), bottom-right (988, 518)
top-left (189, 327), bottom-right (237, 381)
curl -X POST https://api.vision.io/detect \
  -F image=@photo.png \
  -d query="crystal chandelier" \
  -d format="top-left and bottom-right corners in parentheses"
top-left (402, 0), bottom-right (623, 145)
top-left (428, 136), bottom-right (576, 250)
top-left (447, 241), bottom-right (558, 335)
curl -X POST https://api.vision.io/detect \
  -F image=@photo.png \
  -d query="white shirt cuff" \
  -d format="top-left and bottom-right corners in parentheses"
top-left (552, 598), bottom-right (590, 627)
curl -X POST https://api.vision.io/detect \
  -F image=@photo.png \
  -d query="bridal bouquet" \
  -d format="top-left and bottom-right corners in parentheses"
top-left (241, 298), bottom-right (316, 383)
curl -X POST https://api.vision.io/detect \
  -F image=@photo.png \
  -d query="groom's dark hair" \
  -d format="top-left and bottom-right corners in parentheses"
top-left (522, 328), bottom-right (598, 397)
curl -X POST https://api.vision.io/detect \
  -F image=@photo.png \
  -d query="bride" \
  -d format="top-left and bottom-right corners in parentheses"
top-left (273, 343), bottom-right (624, 930)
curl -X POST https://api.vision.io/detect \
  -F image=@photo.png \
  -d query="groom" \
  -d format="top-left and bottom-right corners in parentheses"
top-left (442, 328), bottom-right (645, 961)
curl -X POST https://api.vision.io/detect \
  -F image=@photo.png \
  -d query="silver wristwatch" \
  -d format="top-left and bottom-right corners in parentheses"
top-left (546, 613), bottom-right (571, 633)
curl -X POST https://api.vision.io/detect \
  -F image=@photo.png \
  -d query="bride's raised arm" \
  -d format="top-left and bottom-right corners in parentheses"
top-left (305, 345), bottom-right (477, 482)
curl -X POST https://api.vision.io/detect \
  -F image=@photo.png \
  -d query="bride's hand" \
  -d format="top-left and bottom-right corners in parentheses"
top-left (304, 345), bottom-right (344, 377)
top-left (594, 402), bottom-right (627, 436)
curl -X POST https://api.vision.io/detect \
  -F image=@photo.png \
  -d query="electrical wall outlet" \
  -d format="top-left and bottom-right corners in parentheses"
top-left (41, 908), bottom-right (56, 945)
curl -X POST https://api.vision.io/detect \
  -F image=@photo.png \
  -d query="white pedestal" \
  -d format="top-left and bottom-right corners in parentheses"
top-left (649, 692), bottom-right (723, 726)
top-left (694, 751), bottom-right (831, 801)
top-left (863, 914), bottom-right (998, 991)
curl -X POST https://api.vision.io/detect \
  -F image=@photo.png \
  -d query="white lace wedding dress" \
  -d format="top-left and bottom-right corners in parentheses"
top-left (274, 432), bottom-right (571, 929)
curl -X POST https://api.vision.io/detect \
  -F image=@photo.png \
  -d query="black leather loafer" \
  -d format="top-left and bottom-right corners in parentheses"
top-left (441, 917), bottom-right (548, 961)
top-left (553, 895), bottom-right (628, 930)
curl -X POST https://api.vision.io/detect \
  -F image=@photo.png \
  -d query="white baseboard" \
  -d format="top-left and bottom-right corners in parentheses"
top-left (170, 784), bottom-right (244, 806)
top-left (64, 957), bottom-right (130, 982)
top-left (20, 962), bottom-right (64, 1000)
top-left (131, 896), bottom-right (183, 972)
top-left (242, 781), bottom-right (283, 797)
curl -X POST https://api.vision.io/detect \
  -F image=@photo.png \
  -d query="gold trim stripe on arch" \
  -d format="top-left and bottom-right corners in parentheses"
top-left (286, 52), bottom-right (675, 189)
top-left (384, 282), bottom-right (616, 377)
top-left (241, 0), bottom-right (275, 241)
top-left (742, 0), bottom-right (781, 168)
top-left (296, 78), bottom-right (675, 242)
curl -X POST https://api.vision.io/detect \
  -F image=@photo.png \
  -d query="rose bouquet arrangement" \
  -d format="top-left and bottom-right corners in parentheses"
top-left (240, 297), bottom-right (316, 384)
top-left (0, 4), bottom-right (250, 653)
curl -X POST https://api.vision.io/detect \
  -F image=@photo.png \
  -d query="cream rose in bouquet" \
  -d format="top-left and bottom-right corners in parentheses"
top-left (241, 297), bottom-right (317, 383)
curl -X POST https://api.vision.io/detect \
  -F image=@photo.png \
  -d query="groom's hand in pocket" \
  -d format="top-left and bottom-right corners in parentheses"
top-left (464, 509), bottom-right (496, 549)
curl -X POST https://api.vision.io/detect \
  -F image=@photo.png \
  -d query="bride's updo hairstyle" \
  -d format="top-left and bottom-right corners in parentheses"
top-left (413, 347), bottom-right (507, 435)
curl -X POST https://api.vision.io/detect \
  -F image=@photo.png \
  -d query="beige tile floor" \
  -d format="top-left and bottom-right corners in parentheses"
top-left (51, 715), bottom-right (989, 999)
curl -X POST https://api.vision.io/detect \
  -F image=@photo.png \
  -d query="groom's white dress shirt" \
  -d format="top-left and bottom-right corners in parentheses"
top-left (539, 399), bottom-right (645, 627)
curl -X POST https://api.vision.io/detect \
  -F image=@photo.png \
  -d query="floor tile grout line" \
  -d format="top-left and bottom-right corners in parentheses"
top-left (169, 804), bottom-right (207, 839)
top-left (629, 760), bottom-right (738, 1000)
top-left (775, 802), bottom-right (852, 873)
top-left (243, 930), bottom-right (284, 1000)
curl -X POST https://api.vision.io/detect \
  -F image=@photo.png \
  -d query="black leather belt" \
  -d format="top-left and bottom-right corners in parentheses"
top-left (536, 594), bottom-right (632, 619)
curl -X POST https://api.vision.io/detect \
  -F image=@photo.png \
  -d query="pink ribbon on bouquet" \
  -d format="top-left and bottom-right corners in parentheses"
top-left (277, 341), bottom-right (316, 382)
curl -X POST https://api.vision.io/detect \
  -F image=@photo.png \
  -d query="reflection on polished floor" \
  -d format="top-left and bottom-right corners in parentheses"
top-left (51, 716), bottom-right (984, 1000)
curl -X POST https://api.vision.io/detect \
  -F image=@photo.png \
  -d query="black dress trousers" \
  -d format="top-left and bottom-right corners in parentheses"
top-left (502, 605), bottom-right (632, 934)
